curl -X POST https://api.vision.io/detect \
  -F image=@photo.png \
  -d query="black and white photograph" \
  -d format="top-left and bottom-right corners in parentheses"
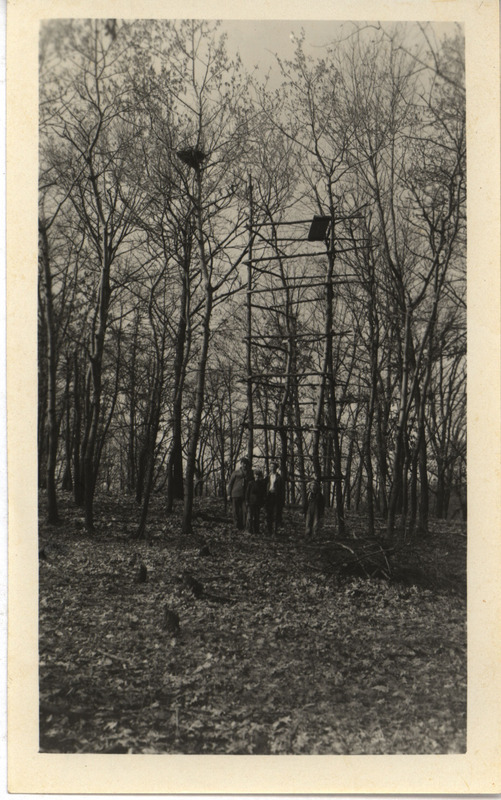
top-left (6, 0), bottom-right (501, 793)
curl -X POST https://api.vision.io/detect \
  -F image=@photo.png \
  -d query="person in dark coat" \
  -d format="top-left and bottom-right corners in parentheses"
top-left (245, 469), bottom-right (266, 534)
top-left (227, 458), bottom-right (249, 530)
top-left (266, 462), bottom-right (285, 535)
top-left (304, 479), bottom-right (325, 538)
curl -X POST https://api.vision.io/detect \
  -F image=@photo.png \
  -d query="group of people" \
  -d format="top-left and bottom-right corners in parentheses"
top-left (227, 458), bottom-right (284, 536)
top-left (227, 457), bottom-right (326, 538)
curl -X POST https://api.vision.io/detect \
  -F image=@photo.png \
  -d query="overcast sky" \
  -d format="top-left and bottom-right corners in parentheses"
top-left (217, 19), bottom-right (459, 83)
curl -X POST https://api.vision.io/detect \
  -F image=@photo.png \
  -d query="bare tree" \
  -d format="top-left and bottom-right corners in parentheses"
top-left (40, 20), bottom-right (148, 529)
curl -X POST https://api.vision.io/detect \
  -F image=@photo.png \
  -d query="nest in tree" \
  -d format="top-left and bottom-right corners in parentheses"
top-left (176, 148), bottom-right (207, 169)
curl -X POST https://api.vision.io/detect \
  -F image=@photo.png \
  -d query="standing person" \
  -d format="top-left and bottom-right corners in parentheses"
top-left (227, 458), bottom-right (249, 531)
top-left (304, 479), bottom-right (325, 538)
top-left (245, 469), bottom-right (266, 534)
top-left (266, 461), bottom-right (284, 535)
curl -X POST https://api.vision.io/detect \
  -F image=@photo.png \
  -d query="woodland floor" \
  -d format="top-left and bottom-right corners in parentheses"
top-left (39, 493), bottom-right (466, 754)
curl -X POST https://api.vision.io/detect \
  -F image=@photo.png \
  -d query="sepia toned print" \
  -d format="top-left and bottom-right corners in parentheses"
top-left (37, 17), bottom-right (466, 756)
top-left (7, 0), bottom-right (500, 794)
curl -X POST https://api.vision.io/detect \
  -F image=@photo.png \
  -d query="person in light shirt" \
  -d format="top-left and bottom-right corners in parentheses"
top-left (227, 458), bottom-right (249, 530)
top-left (303, 479), bottom-right (325, 538)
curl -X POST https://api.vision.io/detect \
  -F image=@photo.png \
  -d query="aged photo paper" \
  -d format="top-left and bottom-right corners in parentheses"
top-left (6, 0), bottom-right (501, 793)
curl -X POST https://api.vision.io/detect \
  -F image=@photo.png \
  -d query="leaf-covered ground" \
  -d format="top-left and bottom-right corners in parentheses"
top-left (39, 494), bottom-right (466, 754)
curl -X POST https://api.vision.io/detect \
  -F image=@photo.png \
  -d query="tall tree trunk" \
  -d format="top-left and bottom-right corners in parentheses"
top-left (354, 450), bottom-right (364, 511)
top-left (61, 364), bottom-right (73, 491)
top-left (409, 442), bottom-right (418, 531)
top-left (376, 367), bottom-right (392, 517)
top-left (409, 380), bottom-right (430, 536)
top-left (343, 439), bottom-right (353, 511)
top-left (126, 313), bottom-right (139, 494)
top-left (136, 442), bottom-right (148, 504)
top-left (293, 382), bottom-right (307, 508)
top-left (166, 252), bottom-right (190, 510)
top-left (182, 291), bottom-right (212, 534)
top-left (401, 436), bottom-right (410, 525)
top-left (364, 254), bottom-right (379, 536)
top-left (246, 175), bottom-right (255, 465)
top-left (418, 431), bottom-right (429, 533)
top-left (435, 459), bottom-right (447, 518)
top-left (387, 308), bottom-right (411, 539)
top-left (182, 166), bottom-right (213, 535)
top-left (136, 402), bottom-right (161, 539)
top-left (127, 389), bottom-right (136, 494)
top-left (325, 214), bottom-right (345, 536)
top-left (416, 331), bottom-right (435, 536)
top-left (72, 355), bottom-right (84, 506)
top-left (39, 221), bottom-right (60, 524)
top-left (82, 232), bottom-right (112, 531)
top-left (312, 375), bottom-right (326, 485)
top-left (37, 323), bottom-right (48, 490)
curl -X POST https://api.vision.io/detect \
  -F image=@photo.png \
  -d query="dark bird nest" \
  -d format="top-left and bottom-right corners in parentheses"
top-left (176, 148), bottom-right (207, 169)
